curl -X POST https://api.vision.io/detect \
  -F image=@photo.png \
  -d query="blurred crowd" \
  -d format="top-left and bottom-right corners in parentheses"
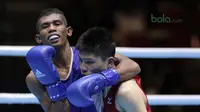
top-left (0, 0), bottom-right (200, 111)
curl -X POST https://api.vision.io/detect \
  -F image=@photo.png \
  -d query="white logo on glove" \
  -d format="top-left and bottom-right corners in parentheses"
top-left (35, 69), bottom-right (46, 78)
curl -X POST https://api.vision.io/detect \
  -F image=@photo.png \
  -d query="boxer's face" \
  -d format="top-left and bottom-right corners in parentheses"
top-left (36, 14), bottom-right (72, 47)
top-left (79, 53), bottom-right (115, 75)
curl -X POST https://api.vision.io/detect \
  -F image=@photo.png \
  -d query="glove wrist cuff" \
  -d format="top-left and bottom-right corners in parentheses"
top-left (46, 81), bottom-right (67, 102)
top-left (101, 68), bottom-right (120, 86)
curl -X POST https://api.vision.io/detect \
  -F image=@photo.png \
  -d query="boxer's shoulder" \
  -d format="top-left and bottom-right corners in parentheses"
top-left (115, 79), bottom-right (147, 111)
top-left (116, 79), bottom-right (146, 101)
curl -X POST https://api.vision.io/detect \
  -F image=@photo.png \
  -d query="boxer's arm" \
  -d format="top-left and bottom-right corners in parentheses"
top-left (116, 79), bottom-right (147, 112)
top-left (26, 71), bottom-right (70, 112)
top-left (114, 53), bottom-right (141, 81)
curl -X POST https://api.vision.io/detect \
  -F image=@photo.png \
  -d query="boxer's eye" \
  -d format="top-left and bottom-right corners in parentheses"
top-left (53, 20), bottom-right (62, 26)
top-left (41, 23), bottom-right (49, 29)
top-left (84, 60), bottom-right (95, 65)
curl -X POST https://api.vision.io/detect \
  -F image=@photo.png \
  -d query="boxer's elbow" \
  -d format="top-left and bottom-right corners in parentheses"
top-left (124, 58), bottom-right (141, 74)
top-left (125, 59), bottom-right (141, 76)
top-left (116, 59), bottom-right (141, 81)
top-left (131, 61), bottom-right (141, 75)
top-left (115, 53), bottom-right (141, 75)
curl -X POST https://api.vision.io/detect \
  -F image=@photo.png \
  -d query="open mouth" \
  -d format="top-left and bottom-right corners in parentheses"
top-left (48, 34), bottom-right (60, 42)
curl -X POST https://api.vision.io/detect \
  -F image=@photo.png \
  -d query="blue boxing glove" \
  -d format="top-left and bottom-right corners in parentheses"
top-left (66, 68), bottom-right (120, 107)
top-left (26, 45), bottom-right (66, 101)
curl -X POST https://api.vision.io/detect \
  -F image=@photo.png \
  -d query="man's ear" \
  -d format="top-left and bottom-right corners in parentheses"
top-left (66, 26), bottom-right (73, 37)
top-left (35, 34), bottom-right (42, 44)
top-left (107, 57), bottom-right (115, 68)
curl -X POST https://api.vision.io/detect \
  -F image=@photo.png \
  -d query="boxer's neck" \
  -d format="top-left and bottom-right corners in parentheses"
top-left (53, 43), bottom-right (71, 68)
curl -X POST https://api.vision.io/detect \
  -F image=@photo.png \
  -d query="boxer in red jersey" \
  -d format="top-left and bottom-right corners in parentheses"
top-left (69, 27), bottom-right (151, 112)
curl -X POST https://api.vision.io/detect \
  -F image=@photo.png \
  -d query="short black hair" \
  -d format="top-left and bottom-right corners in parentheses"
top-left (76, 27), bottom-right (116, 60)
top-left (36, 8), bottom-right (68, 32)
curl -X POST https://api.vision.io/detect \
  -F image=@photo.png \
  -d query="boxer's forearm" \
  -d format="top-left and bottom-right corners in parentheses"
top-left (114, 53), bottom-right (141, 81)
top-left (26, 74), bottom-right (70, 112)
top-left (37, 94), bottom-right (70, 112)
top-left (116, 59), bottom-right (140, 81)
top-left (49, 100), bottom-right (70, 112)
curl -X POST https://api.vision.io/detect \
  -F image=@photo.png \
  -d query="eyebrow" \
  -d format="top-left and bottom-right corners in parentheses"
top-left (79, 56), bottom-right (95, 61)
top-left (40, 22), bottom-right (49, 26)
top-left (40, 20), bottom-right (62, 26)
top-left (82, 58), bottom-right (95, 61)
top-left (38, 22), bottom-right (49, 29)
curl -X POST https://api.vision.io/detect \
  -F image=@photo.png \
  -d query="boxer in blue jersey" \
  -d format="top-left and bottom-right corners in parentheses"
top-left (25, 8), bottom-right (141, 112)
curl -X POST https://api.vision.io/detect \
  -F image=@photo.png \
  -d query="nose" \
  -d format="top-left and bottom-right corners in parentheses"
top-left (81, 63), bottom-right (88, 74)
top-left (48, 24), bottom-right (56, 33)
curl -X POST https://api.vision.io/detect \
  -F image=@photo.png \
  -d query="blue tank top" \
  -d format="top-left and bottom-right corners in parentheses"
top-left (61, 47), bottom-right (97, 112)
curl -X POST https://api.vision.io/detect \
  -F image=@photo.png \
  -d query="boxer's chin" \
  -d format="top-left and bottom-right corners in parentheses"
top-left (49, 37), bottom-right (59, 44)
top-left (49, 39), bottom-right (63, 47)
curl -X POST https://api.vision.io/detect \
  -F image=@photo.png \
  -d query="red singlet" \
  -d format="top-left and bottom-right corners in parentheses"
top-left (103, 75), bottom-right (151, 112)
